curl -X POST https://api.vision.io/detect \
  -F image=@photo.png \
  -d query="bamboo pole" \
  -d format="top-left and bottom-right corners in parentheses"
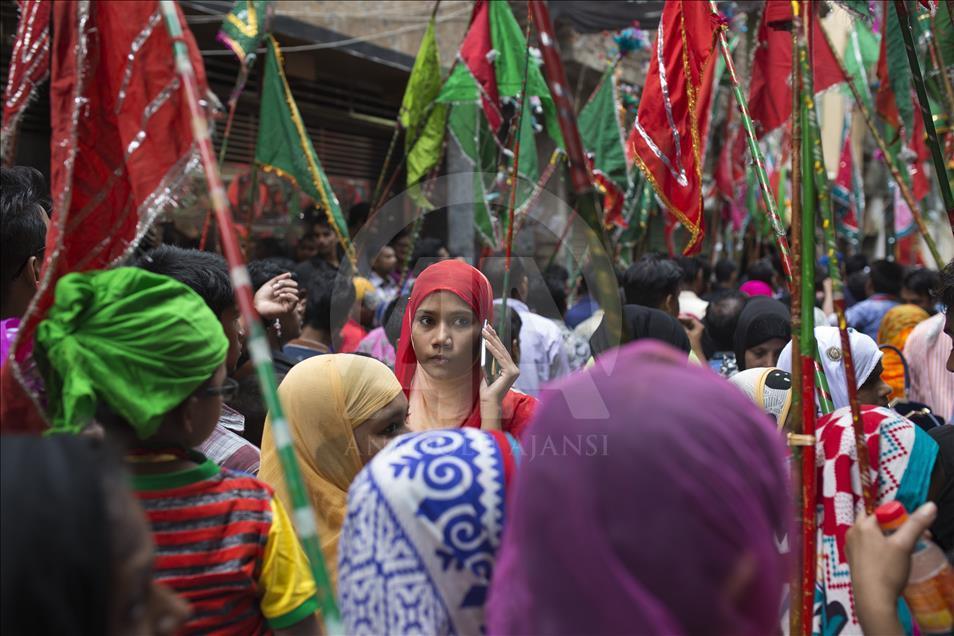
top-left (788, 6), bottom-right (805, 631)
top-left (818, 21), bottom-right (947, 266)
top-left (707, 1), bottom-right (794, 286)
top-left (158, 3), bottom-right (341, 631)
top-left (894, 0), bottom-right (954, 221)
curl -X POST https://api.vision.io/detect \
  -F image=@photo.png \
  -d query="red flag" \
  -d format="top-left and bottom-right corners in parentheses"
top-left (910, 104), bottom-right (930, 201)
top-left (458, 0), bottom-right (501, 131)
top-left (1, 1), bottom-right (52, 163)
top-left (748, 1), bottom-right (846, 137)
top-left (874, 30), bottom-right (902, 129)
top-left (627, 0), bottom-right (718, 254)
top-left (1, 1), bottom-right (209, 432)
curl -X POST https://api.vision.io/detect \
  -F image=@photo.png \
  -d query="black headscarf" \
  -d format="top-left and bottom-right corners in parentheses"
top-left (590, 304), bottom-right (690, 358)
top-left (733, 297), bottom-right (791, 371)
top-left (1, 436), bottom-right (114, 635)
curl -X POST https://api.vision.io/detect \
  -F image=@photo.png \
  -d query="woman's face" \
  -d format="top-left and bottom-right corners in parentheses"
top-left (744, 338), bottom-right (787, 369)
top-left (109, 486), bottom-right (189, 635)
top-left (410, 291), bottom-right (481, 381)
top-left (857, 361), bottom-right (891, 407)
top-left (352, 392), bottom-right (409, 465)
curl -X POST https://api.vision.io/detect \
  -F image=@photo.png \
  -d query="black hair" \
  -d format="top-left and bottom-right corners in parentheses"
top-left (543, 264), bottom-right (569, 284)
top-left (714, 259), bottom-right (737, 284)
top-left (348, 202), bottom-right (371, 234)
top-left (937, 260), bottom-right (954, 310)
top-left (844, 253), bottom-right (868, 275)
top-left (526, 273), bottom-right (567, 319)
top-left (846, 269), bottom-right (870, 303)
top-left (132, 245), bottom-right (234, 317)
top-left (622, 255), bottom-right (682, 310)
top-left (481, 255), bottom-right (527, 300)
top-left (500, 304), bottom-right (523, 360)
top-left (1, 167), bottom-right (49, 299)
top-left (253, 237), bottom-right (288, 261)
top-left (410, 237), bottom-right (447, 276)
top-left (303, 271), bottom-right (355, 333)
top-left (746, 259), bottom-right (776, 285)
top-left (903, 267), bottom-right (940, 297)
top-left (247, 258), bottom-right (295, 291)
top-left (704, 290), bottom-right (747, 352)
top-left (869, 259), bottom-right (903, 296)
top-left (384, 295), bottom-right (409, 349)
top-left (673, 256), bottom-right (701, 285)
top-left (1, 436), bottom-right (123, 635)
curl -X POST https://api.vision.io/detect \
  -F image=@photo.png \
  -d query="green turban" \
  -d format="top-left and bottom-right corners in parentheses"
top-left (35, 267), bottom-right (228, 437)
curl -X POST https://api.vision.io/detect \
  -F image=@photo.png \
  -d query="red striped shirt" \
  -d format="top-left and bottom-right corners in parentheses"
top-left (134, 458), bottom-right (275, 635)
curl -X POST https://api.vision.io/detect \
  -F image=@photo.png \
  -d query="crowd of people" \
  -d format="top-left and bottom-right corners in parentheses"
top-left (1, 164), bottom-right (952, 635)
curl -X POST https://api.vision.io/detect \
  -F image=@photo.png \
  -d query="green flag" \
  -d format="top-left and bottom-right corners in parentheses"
top-left (256, 36), bottom-right (353, 262)
top-left (578, 67), bottom-right (630, 196)
top-left (401, 17), bottom-right (448, 208)
top-left (438, 0), bottom-right (564, 245)
top-left (842, 21), bottom-right (879, 113)
top-left (885, 3), bottom-right (915, 134)
top-left (218, 0), bottom-right (270, 65)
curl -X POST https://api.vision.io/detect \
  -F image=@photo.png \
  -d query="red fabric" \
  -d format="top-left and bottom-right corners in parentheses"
top-left (338, 318), bottom-right (367, 353)
top-left (875, 27), bottom-right (901, 130)
top-left (1, 0), bottom-right (51, 161)
top-left (835, 134), bottom-right (860, 234)
top-left (748, 1), bottom-right (846, 137)
top-left (458, 0), bottom-right (501, 131)
top-left (0, 1), bottom-right (207, 433)
top-left (910, 105), bottom-right (930, 201)
top-left (394, 260), bottom-right (535, 437)
top-left (626, 0), bottom-right (718, 255)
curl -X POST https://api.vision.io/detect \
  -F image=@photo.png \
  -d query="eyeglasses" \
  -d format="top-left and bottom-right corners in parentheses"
top-left (201, 377), bottom-right (239, 402)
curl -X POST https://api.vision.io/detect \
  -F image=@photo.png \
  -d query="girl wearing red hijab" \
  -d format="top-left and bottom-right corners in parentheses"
top-left (395, 260), bottom-right (537, 438)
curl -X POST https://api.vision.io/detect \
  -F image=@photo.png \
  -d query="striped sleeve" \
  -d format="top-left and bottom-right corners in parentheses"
top-left (259, 498), bottom-right (319, 628)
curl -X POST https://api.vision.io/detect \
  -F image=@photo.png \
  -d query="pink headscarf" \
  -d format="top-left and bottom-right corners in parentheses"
top-left (487, 341), bottom-right (790, 635)
top-left (740, 279), bottom-right (774, 297)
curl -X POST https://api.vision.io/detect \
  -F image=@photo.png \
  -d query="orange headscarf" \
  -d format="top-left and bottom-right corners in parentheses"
top-left (877, 304), bottom-right (930, 400)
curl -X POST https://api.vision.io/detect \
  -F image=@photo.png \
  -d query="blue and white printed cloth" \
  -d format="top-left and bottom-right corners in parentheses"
top-left (337, 429), bottom-right (509, 636)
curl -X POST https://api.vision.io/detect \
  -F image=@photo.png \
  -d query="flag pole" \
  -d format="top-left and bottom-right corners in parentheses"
top-left (788, 4), bottom-right (806, 631)
top-left (529, 0), bottom-right (621, 346)
top-left (707, 1), bottom-right (794, 287)
top-left (801, 21), bottom-right (875, 514)
top-left (818, 20), bottom-right (947, 266)
top-left (893, 0), bottom-right (954, 222)
top-left (157, 3), bottom-right (341, 631)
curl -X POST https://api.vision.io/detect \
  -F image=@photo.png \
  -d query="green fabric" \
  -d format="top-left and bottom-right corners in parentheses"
top-left (218, 0), bottom-right (270, 64)
top-left (34, 268), bottom-right (228, 438)
top-left (401, 18), bottom-right (448, 208)
top-left (256, 37), bottom-right (353, 258)
top-left (578, 67), bottom-right (629, 192)
top-left (886, 1), bottom-right (914, 134)
top-left (131, 452), bottom-right (220, 490)
top-left (842, 22), bottom-right (879, 113)
top-left (447, 102), bottom-right (497, 243)
top-left (833, 0), bottom-right (872, 20)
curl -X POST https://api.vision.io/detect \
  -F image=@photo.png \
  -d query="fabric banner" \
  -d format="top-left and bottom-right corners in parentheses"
top-left (1, 0), bottom-right (52, 164)
top-left (626, 0), bottom-right (718, 254)
top-left (2, 0), bottom-right (208, 432)
top-left (217, 0), bottom-right (270, 65)
top-left (255, 36), bottom-right (354, 262)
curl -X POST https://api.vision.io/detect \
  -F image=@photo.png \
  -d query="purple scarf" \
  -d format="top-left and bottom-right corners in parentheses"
top-left (487, 341), bottom-right (790, 635)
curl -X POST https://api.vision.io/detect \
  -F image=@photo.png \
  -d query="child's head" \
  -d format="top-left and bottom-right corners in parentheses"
top-left (35, 267), bottom-right (229, 448)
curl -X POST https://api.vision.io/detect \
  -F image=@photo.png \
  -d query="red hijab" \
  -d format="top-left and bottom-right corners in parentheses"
top-left (395, 260), bottom-right (536, 436)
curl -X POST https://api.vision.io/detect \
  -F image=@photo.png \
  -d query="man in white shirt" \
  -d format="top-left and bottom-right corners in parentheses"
top-left (481, 256), bottom-right (570, 396)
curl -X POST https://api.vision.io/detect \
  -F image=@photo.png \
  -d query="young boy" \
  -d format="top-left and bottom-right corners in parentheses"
top-left (34, 268), bottom-right (320, 635)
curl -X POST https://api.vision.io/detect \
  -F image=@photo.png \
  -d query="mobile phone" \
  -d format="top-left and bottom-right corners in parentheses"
top-left (481, 319), bottom-right (498, 380)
